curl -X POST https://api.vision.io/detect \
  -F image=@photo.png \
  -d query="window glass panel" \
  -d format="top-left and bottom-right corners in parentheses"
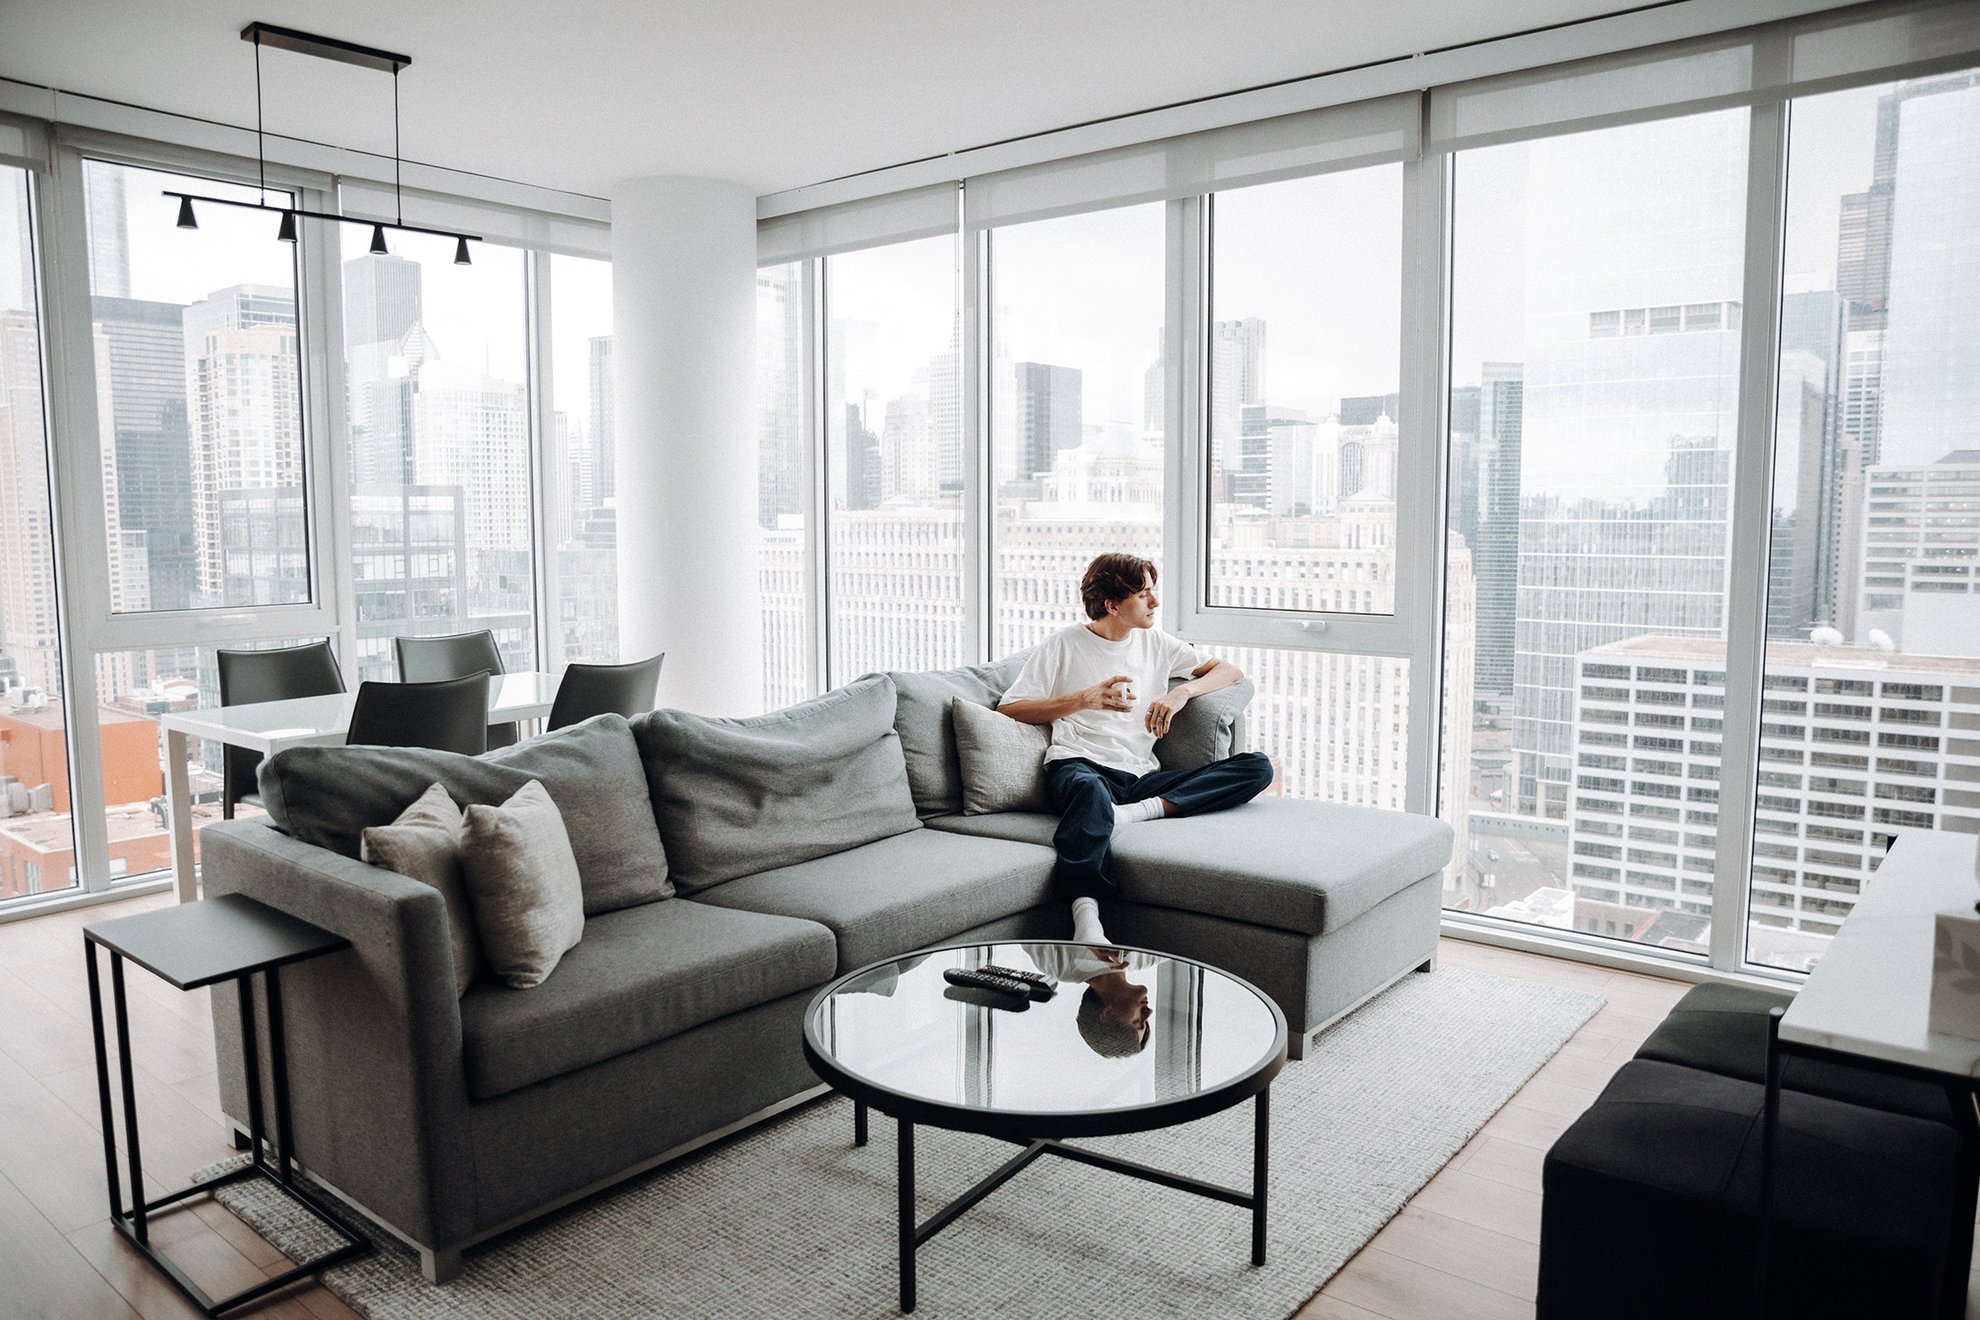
top-left (342, 231), bottom-right (532, 682)
top-left (544, 254), bottom-right (616, 674)
top-left (85, 162), bottom-right (307, 613)
top-left (0, 166), bottom-right (79, 901)
top-left (90, 638), bottom-right (319, 882)
top-left (1443, 111), bottom-right (1748, 948)
top-left (823, 235), bottom-right (963, 681)
top-left (758, 261), bottom-right (811, 710)
top-left (1206, 165), bottom-right (1403, 613)
top-left (991, 204), bottom-right (1167, 652)
top-left (1748, 73), bottom-right (1980, 972)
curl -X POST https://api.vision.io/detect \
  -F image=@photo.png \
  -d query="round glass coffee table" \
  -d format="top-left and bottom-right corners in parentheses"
top-left (802, 940), bottom-right (1287, 1313)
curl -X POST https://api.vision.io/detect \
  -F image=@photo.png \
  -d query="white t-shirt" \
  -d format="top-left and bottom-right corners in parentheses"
top-left (1000, 623), bottom-right (1204, 775)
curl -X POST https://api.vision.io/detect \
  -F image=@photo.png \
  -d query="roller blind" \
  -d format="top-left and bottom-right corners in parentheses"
top-left (756, 182), bottom-right (957, 266)
top-left (1430, 0), bottom-right (1980, 153)
top-left (964, 92), bottom-right (1418, 231)
top-left (338, 179), bottom-right (610, 259)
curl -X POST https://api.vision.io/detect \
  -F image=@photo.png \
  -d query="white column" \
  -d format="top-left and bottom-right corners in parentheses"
top-left (611, 176), bottom-right (762, 714)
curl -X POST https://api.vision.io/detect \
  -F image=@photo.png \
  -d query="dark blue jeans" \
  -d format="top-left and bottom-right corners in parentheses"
top-left (1042, 751), bottom-right (1274, 899)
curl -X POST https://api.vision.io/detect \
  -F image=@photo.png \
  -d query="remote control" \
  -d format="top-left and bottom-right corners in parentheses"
top-left (943, 967), bottom-right (1035, 1000)
top-left (978, 964), bottom-right (1055, 1000)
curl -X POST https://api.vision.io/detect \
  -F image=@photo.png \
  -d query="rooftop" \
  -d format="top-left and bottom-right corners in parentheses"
top-left (1583, 635), bottom-right (1980, 677)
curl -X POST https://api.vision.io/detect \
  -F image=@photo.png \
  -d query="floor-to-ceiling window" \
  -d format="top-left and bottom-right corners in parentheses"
top-left (341, 228), bottom-right (533, 683)
top-left (0, 165), bottom-right (74, 899)
top-left (1744, 71), bottom-right (1980, 971)
top-left (1441, 111), bottom-right (1750, 946)
top-left (824, 233), bottom-right (964, 681)
top-left (988, 203), bottom-right (1168, 654)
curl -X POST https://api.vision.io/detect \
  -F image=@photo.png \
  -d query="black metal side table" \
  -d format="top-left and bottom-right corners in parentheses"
top-left (84, 893), bottom-right (370, 1317)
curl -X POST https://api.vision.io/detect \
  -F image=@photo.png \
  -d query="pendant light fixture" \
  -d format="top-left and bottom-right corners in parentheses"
top-left (164, 22), bottom-right (479, 263)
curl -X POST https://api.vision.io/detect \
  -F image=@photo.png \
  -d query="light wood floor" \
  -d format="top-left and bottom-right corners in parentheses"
top-left (0, 893), bottom-right (1963, 1319)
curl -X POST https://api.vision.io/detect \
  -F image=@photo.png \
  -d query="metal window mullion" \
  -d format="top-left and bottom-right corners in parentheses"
top-left (39, 140), bottom-right (112, 892)
top-left (1167, 195), bottom-right (1204, 638)
top-left (805, 257), bottom-right (829, 696)
top-left (525, 250), bottom-right (556, 671)
top-left (1709, 96), bottom-right (1791, 973)
top-left (1402, 123), bottom-right (1452, 820)
top-left (961, 187), bottom-right (989, 665)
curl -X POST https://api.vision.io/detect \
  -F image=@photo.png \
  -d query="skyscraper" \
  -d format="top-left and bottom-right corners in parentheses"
top-left (83, 164), bottom-right (130, 300)
top-left (1472, 364), bottom-right (1523, 697)
top-left (1014, 361), bottom-right (1082, 479)
top-left (342, 253), bottom-right (422, 354)
top-left (588, 335), bottom-right (615, 503)
top-left (93, 295), bottom-right (195, 611)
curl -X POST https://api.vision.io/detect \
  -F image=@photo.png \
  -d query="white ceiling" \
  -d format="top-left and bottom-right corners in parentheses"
top-left (5, 1), bottom-right (1649, 201)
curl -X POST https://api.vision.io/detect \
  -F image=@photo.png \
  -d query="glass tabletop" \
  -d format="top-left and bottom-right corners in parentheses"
top-left (804, 942), bottom-right (1285, 1135)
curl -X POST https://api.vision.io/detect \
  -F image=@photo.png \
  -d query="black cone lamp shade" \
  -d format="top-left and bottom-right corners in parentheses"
top-left (176, 195), bottom-right (198, 229)
top-left (276, 209), bottom-right (298, 243)
top-left (453, 236), bottom-right (472, 266)
top-left (369, 224), bottom-right (389, 255)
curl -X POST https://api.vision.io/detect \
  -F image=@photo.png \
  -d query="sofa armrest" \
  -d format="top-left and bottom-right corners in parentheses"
top-left (1157, 675), bottom-right (1255, 770)
top-left (202, 819), bottom-right (476, 1250)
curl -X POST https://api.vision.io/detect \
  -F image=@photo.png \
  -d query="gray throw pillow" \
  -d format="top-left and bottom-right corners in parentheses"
top-left (631, 675), bottom-right (920, 894)
top-left (360, 783), bottom-right (481, 996)
top-left (257, 713), bottom-right (670, 916)
top-left (950, 697), bottom-right (1052, 815)
top-left (882, 654), bottom-right (1030, 819)
top-left (1156, 675), bottom-right (1256, 771)
top-left (459, 781), bottom-right (585, 990)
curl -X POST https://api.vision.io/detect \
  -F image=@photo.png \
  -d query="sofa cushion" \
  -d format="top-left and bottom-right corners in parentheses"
top-left (360, 783), bottom-right (481, 996)
top-left (885, 656), bottom-right (1030, 820)
top-left (631, 676), bottom-right (920, 895)
top-left (691, 829), bottom-right (1058, 973)
top-left (460, 781), bottom-right (586, 991)
top-left (1634, 982), bottom-right (1956, 1125)
top-left (258, 714), bottom-right (670, 916)
top-left (940, 798), bottom-right (1450, 937)
top-left (459, 899), bottom-right (836, 1099)
top-left (1153, 677), bottom-right (1253, 772)
top-left (951, 697), bottom-right (1052, 814)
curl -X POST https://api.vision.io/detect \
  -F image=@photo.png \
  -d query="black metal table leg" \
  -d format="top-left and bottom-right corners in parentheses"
top-left (855, 1098), bottom-right (868, 1148)
top-left (85, 944), bottom-right (124, 1224)
top-left (110, 953), bottom-right (148, 1243)
top-left (237, 974), bottom-right (266, 1172)
top-left (266, 968), bottom-right (294, 1186)
top-left (1253, 1088), bottom-right (1270, 1266)
top-left (1754, 1006), bottom-right (1783, 1315)
top-left (898, 1117), bottom-right (916, 1314)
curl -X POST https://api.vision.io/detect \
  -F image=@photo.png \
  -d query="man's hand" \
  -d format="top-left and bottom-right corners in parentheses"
top-left (1081, 675), bottom-right (1135, 713)
top-left (1146, 688), bottom-right (1189, 737)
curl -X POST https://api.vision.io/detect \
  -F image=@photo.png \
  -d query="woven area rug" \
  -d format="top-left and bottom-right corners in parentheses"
top-left (204, 964), bottom-right (1600, 1319)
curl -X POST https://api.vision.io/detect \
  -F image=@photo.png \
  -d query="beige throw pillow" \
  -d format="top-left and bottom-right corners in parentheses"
top-left (460, 780), bottom-right (585, 989)
top-left (950, 697), bottom-right (1053, 815)
top-left (361, 783), bottom-right (482, 997)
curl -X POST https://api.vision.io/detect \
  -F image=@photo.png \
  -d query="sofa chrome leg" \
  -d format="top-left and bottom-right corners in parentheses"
top-left (1286, 1027), bottom-right (1314, 1062)
top-left (420, 1244), bottom-right (463, 1285)
top-left (1416, 949), bottom-right (1438, 973)
top-left (230, 1125), bottom-right (253, 1152)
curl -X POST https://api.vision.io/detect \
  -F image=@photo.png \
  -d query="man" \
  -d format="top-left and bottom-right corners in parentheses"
top-left (997, 552), bottom-right (1274, 937)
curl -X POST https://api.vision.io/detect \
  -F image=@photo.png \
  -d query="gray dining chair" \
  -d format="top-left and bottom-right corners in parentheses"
top-left (394, 629), bottom-right (517, 748)
top-left (547, 653), bottom-right (665, 731)
top-left (346, 673), bottom-right (491, 756)
top-left (216, 640), bottom-right (345, 818)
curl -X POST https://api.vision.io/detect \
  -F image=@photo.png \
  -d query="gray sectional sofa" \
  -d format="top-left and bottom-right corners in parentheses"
top-left (203, 656), bottom-right (1452, 1282)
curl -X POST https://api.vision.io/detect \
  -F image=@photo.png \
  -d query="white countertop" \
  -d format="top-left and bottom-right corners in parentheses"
top-left (1780, 829), bottom-right (1980, 1079)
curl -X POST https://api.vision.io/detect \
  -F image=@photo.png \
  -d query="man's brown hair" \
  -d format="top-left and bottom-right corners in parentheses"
top-left (1080, 553), bottom-right (1158, 621)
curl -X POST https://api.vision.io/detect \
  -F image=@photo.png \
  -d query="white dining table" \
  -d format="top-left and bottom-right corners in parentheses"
top-left (156, 671), bottom-right (561, 902)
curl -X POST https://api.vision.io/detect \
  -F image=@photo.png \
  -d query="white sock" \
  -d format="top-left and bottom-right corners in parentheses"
top-left (1113, 797), bottom-right (1165, 826)
top-left (1071, 896), bottom-right (1109, 945)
